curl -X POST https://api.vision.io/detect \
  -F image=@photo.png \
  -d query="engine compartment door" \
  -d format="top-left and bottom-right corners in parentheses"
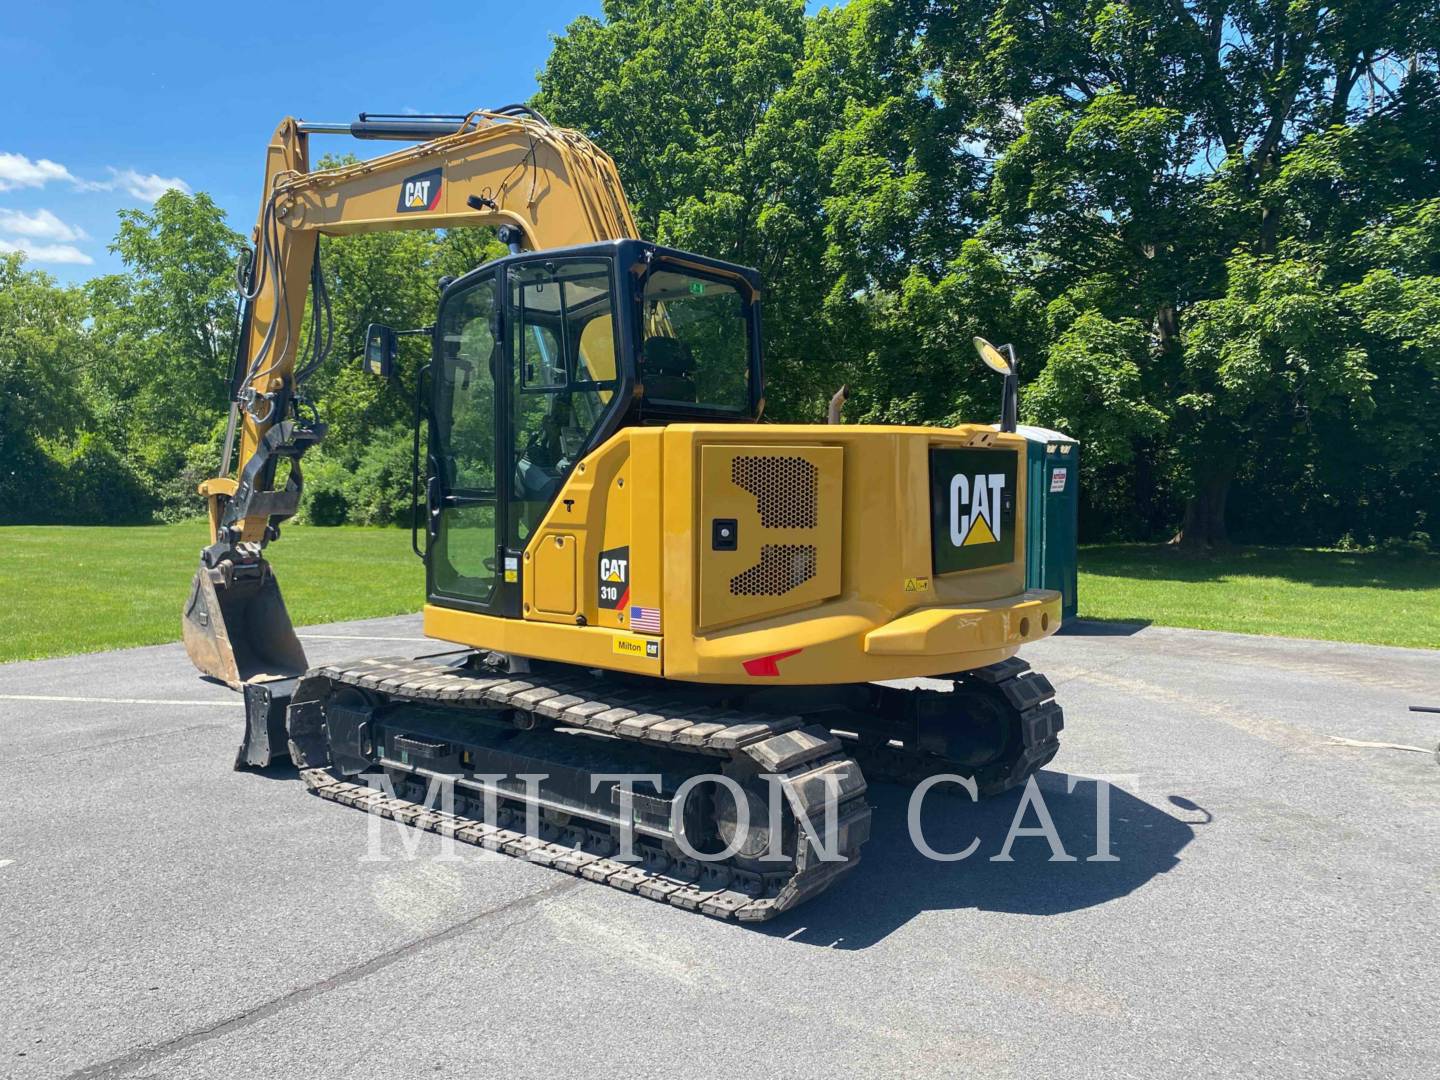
top-left (697, 444), bottom-right (843, 631)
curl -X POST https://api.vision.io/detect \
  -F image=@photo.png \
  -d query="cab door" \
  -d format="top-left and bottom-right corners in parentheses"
top-left (428, 269), bottom-right (512, 614)
top-left (427, 255), bottom-right (628, 619)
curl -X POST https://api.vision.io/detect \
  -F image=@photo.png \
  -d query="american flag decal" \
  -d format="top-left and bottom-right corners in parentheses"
top-left (630, 606), bottom-right (661, 634)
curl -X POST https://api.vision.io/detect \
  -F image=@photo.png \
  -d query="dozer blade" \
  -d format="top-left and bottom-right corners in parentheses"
top-left (182, 558), bottom-right (308, 690)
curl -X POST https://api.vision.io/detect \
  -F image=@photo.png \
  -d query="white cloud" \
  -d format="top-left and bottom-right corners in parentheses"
top-left (0, 152), bottom-right (190, 204)
top-left (0, 208), bottom-right (87, 243)
top-left (86, 167), bottom-right (191, 201)
top-left (0, 237), bottom-right (94, 265)
top-left (0, 152), bottom-right (77, 192)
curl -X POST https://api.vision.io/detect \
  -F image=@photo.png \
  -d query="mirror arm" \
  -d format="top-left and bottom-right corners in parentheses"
top-left (1001, 345), bottom-right (1019, 433)
top-left (1000, 370), bottom-right (1018, 433)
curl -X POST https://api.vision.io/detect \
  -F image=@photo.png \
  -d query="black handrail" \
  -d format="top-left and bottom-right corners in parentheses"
top-left (411, 363), bottom-right (430, 560)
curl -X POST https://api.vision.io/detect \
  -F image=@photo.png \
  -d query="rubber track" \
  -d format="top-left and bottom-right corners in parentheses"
top-left (854, 656), bottom-right (1064, 795)
top-left (295, 657), bottom-right (871, 922)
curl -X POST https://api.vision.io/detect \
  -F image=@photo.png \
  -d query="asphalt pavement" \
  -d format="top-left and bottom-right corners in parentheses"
top-left (1, 615), bottom-right (1436, 1079)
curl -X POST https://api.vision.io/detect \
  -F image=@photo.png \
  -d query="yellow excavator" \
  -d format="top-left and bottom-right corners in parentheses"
top-left (183, 106), bottom-right (1064, 921)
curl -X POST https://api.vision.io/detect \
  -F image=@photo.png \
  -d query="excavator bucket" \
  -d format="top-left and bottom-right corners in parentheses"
top-left (182, 559), bottom-right (308, 690)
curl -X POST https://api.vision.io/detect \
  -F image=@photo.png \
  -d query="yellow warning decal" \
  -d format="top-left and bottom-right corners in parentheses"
top-left (903, 577), bottom-right (931, 593)
top-left (613, 637), bottom-right (661, 660)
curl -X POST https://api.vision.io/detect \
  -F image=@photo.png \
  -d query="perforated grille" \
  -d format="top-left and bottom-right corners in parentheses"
top-left (731, 455), bottom-right (817, 529)
top-left (730, 544), bottom-right (818, 596)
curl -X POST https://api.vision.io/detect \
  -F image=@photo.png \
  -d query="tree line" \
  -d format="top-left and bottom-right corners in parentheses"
top-left (3, 0), bottom-right (1437, 551)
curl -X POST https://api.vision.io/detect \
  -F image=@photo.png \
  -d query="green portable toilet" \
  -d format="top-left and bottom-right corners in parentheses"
top-left (1010, 425), bottom-right (1079, 620)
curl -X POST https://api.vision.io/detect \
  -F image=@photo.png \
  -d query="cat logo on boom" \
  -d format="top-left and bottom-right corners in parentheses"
top-left (396, 168), bottom-right (443, 213)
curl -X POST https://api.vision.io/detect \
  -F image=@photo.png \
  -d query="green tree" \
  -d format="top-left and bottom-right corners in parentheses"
top-left (294, 155), bottom-right (506, 522)
top-left (538, 0), bottom-right (867, 419)
top-left (536, 0), bottom-right (1439, 548)
top-left (0, 252), bottom-right (152, 523)
top-left (8, 0), bottom-right (1436, 549)
top-left (928, 0), bottom-right (1440, 545)
top-left (0, 254), bottom-right (88, 520)
top-left (85, 191), bottom-right (245, 516)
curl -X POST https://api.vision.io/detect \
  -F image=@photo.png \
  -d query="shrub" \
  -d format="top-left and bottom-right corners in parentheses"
top-left (1378, 531), bottom-right (1433, 559)
top-left (342, 425), bottom-right (417, 526)
top-left (295, 455), bottom-right (352, 526)
top-left (25, 434), bottom-right (155, 524)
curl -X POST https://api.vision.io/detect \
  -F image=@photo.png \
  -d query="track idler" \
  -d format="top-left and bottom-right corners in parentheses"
top-left (859, 657), bottom-right (1064, 794)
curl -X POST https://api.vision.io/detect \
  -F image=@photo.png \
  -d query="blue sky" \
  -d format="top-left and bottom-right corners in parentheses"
top-left (0, 0), bottom-right (602, 284)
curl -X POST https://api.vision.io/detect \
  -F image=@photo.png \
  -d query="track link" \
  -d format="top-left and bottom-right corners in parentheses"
top-left (288, 656), bottom-right (871, 922)
top-left (853, 657), bottom-right (1064, 795)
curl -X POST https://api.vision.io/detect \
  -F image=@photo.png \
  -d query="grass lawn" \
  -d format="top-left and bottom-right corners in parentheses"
top-left (1078, 544), bottom-right (1439, 649)
top-left (0, 521), bottom-right (422, 664)
top-left (1, 525), bottom-right (1435, 663)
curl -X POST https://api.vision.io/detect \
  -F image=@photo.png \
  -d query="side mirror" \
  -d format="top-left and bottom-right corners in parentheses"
top-left (973, 336), bottom-right (1013, 375)
top-left (973, 336), bottom-right (1019, 433)
top-left (363, 323), bottom-right (398, 377)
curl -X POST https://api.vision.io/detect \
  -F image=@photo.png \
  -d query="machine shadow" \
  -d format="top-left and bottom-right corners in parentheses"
top-left (758, 770), bottom-right (1201, 950)
top-left (234, 758), bottom-right (301, 782)
top-left (1055, 618), bottom-right (1151, 637)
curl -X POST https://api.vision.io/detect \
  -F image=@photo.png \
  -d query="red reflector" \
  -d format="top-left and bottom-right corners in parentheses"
top-left (742, 648), bottom-right (803, 677)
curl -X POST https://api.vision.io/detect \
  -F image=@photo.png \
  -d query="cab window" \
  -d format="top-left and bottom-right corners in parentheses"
top-left (640, 269), bottom-right (750, 412)
top-left (507, 258), bottom-right (621, 543)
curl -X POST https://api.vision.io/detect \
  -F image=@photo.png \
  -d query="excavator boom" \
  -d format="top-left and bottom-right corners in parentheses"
top-left (184, 108), bottom-right (639, 687)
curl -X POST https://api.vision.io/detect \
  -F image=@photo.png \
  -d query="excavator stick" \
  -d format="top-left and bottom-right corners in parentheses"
top-left (182, 557), bottom-right (307, 691)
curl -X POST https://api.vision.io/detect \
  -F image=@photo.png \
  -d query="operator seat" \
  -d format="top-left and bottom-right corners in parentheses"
top-left (641, 337), bottom-right (697, 402)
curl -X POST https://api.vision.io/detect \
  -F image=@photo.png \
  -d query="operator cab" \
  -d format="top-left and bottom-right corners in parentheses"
top-left (421, 238), bottom-right (764, 615)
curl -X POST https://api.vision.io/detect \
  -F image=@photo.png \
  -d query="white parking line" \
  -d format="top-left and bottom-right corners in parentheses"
top-left (1325, 735), bottom-right (1432, 754)
top-left (0, 860), bottom-right (13, 869)
top-left (0, 694), bottom-right (243, 707)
